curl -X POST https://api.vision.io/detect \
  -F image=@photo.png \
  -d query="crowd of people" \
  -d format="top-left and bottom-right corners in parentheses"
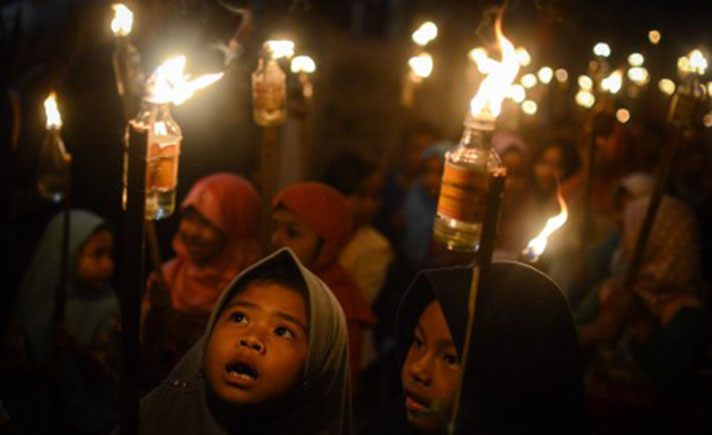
top-left (1, 107), bottom-right (709, 434)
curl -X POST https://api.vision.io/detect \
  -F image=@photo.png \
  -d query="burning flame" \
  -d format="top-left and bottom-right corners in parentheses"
top-left (627, 67), bottom-right (649, 85)
top-left (538, 66), bottom-right (553, 84)
top-left (265, 40), bottom-right (295, 59)
top-left (658, 78), bottom-right (676, 95)
top-left (44, 92), bottom-right (62, 128)
top-left (525, 187), bottom-right (568, 260)
top-left (628, 53), bottom-right (644, 67)
top-left (412, 21), bottom-right (438, 47)
top-left (601, 70), bottom-right (623, 94)
top-left (593, 42), bottom-right (611, 57)
top-left (688, 50), bottom-right (708, 75)
top-left (146, 55), bottom-right (224, 105)
top-left (468, 20), bottom-right (520, 120)
top-left (291, 55), bottom-right (316, 74)
top-left (111, 4), bottom-right (133, 36)
top-left (408, 53), bottom-right (433, 78)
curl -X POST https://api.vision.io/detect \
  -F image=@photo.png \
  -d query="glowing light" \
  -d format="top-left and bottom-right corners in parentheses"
top-left (601, 70), bottom-right (623, 94)
top-left (616, 108), bottom-right (630, 123)
top-left (521, 73), bottom-right (538, 88)
top-left (408, 53), bottom-right (433, 78)
top-left (627, 67), bottom-right (649, 85)
top-left (648, 30), bottom-right (661, 45)
top-left (521, 100), bottom-right (537, 115)
top-left (578, 75), bottom-right (593, 90)
top-left (538, 66), bottom-right (553, 84)
top-left (555, 68), bottom-right (568, 82)
top-left (515, 47), bottom-right (531, 66)
top-left (265, 40), bottom-right (295, 59)
top-left (704, 113), bottom-right (712, 128)
top-left (576, 90), bottom-right (595, 108)
top-left (593, 42), bottom-right (611, 57)
top-left (678, 56), bottom-right (690, 72)
top-left (525, 188), bottom-right (568, 260)
top-left (506, 84), bottom-right (526, 103)
top-left (468, 19), bottom-right (520, 120)
top-left (658, 78), bottom-right (676, 96)
top-left (688, 49), bottom-right (708, 75)
top-left (111, 4), bottom-right (133, 36)
top-left (708, 81), bottom-right (712, 96)
top-left (44, 92), bottom-right (62, 128)
top-left (469, 48), bottom-right (499, 74)
top-left (290, 55), bottom-right (316, 74)
top-left (146, 55), bottom-right (224, 105)
top-left (628, 53), bottom-right (644, 66)
top-left (412, 21), bottom-right (438, 47)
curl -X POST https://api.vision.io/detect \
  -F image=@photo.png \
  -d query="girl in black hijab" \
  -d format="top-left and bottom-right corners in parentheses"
top-left (363, 261), bottom-right (587, 434)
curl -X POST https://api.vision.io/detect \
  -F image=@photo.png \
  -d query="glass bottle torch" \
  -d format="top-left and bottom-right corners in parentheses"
top-left (252, 40), bottom-right (293, 127)
top-left (37, 92), bottom-right (70, 202)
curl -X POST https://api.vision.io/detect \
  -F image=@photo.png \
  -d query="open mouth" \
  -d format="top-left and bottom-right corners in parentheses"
top-left (404, 389), bottom-right (431, 414)
top-left (225, 361), bottom-right (259, 384)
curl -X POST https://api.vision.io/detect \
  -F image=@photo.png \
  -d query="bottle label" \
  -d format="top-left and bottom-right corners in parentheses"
top-left (146, 141), bottom-right (180, 190)
top-left (436, 163), bottom-right (489, 222)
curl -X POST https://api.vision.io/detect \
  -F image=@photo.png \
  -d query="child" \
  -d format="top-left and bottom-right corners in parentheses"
top-left (362, 262), bottom-right (586, 434)
top-left (323, 152), bottom-right (394, 305)
top-left (138, 248), bottom-right (351, 435)
top-left (8, 209), bottom-right (120, 434)
top-left (271, 182), bottom-right (376, 386)
top-left (142, 173), bottom-right (261, 386)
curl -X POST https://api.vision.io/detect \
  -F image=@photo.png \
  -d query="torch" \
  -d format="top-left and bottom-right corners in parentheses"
top-left (252, 39), bottom-right (293, 248)
top-left (520, 183), bottom-right (569, 267)
top-left (38, 92), bottom-right (71, 328)
top-left (401, 21), bottom-right (437, 108)
top-left (290, 55), bottom-right (316, 179)
top-left (579, 49), bottom-right (708, 346)
top-left (119, 56), bottom-right (223, 435)
top-left (432, 15), bottom-right (520, 434)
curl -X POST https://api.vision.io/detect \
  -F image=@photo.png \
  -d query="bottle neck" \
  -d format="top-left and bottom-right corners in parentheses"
top-left (460, 123), bottom-right (492, 151)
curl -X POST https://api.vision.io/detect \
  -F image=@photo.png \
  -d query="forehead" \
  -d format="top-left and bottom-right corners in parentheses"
top-left (272, 208), bottom-right (303, 224)
top-left (417, 301), bottom-right (453, 341)
top-left (82, 229), bottom-right (113, 249)
top-left (223, 281), bottom-right (308, 322)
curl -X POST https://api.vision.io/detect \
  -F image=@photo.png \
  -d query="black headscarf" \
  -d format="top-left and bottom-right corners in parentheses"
top-left (136, 248), bottom-right (351, 435)
top-left (395, 261), bottom-right (586, 435)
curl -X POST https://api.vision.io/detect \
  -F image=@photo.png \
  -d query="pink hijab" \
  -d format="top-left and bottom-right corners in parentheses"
top-left (165, 173), bottom-right (262, 312)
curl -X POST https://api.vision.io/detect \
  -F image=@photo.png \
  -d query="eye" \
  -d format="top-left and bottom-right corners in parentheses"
top-left (286, 228), bottom-right (301, 239)
top-left (274, 326), bottom-right (295, 340)
top-left (444, 354), bottom-right (460, 366)
top-left (412, 335), bottom-right (423, 348)
top-left (229, 312), bottom-right (248, 324)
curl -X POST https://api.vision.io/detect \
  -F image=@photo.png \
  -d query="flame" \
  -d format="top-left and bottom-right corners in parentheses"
top-left (601, 70), bottom-right (623, 94)
top-left (575, 90), bottom-right (595, 108)
top-left (578, 75), bottom-right (593, 91)
top-left (521, 100), bottom-right (537, 115)
top-left (555, 68), bottom-right (568, 83)
top-left (648, 30), bottom-right (661, 45)
top-left (146, 55), bottom-right (224, 105)
top-left (627, 67), bottom-right (649, 85)
top-left (525, 187), bottom-right (568, 260)
top-left (44, 92), bottom-right (62, 128)
top-left (412, 21), bottom-right (438, 47)
top-left (593, 42), bottom-right (611, 57)
top-left (521, 73), bottom-right (537, 88)
top-left (265, 40), bottom-right (295, 59)
top-left (408, 53), bottom-right (433, 78)
top-left (469, 48), bottom-right (499, 74)
top-left (506, 84), bottom-right (526, 103)
top-left (468, 20), bottom-right (520, 120)
top-left (515, 47), bottom-right (531, 66)
top-left (658, 78), bottom-right (676, 95)
top-left (616, 108), bottom-right (630, 123)
top-left (688, 49), bottom-right (708, 75)
top-left (628, 53), bottom-right (644, 66)
top-left (538, 66), bottom-right (553, 84)
top-left (111, 4), bottom-right (133, 36)
top-left (291, 55), bottom-right (316, 74)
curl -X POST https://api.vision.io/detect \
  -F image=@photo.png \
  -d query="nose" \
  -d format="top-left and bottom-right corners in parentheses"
top-left (408, 353), bottom-right (432, 387)
top-left (239, 335), bottom-right (265, 354)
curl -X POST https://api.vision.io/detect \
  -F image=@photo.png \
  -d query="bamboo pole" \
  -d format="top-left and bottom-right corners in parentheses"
top-left (448, 170), bottom-right (506, 435)
top-left (260, 125), bottom-right (280, 249)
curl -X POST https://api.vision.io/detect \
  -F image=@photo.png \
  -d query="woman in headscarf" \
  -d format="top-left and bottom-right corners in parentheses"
top-left (577, 195), bottom-right (705, 397)
top-left (7, 209), bottom-right (119, 434)
top-left (362, 262), bottom-right (586, 434)
top-left (142, 173), bottom-right (262, 388)
top-left (271, 182), bottom-right (376, 387)
top-left (135, 248), bottom-right (351, 435)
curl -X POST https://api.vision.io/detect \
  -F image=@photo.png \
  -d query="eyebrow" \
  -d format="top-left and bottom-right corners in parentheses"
top-left (223, 300), bottom-right (308, 335)
top-left (415, 323), bottom-right (456, 351)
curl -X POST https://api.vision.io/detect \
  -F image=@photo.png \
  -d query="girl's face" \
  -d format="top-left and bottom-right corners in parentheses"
top-left (347, 172), bottom-right (383, 228)
top-left (270, 209), bottom-right (322, 269)
top-left (178, 207), bottom-right (227, 266)
top-left (401, 301), bottom-right (461, 432)
top-left (534, 146), bottom-right (564, 194)
top-left (76, 229), bottom-right (114, 290)
top-left (204, 282), bottom-right (309, 406)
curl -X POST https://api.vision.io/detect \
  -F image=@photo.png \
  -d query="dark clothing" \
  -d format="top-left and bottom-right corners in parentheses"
top-left (365, 261), bottom-right (588, 435)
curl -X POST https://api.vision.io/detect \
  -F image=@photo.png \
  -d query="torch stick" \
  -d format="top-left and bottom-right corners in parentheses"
top-left (449, 170), bottom-right (506, 435)
top-left (52, 157), bottom-right (72, 329)
top-left (119, 124), bottom-right (148, 435)
top-left (260, 125), bottom-right (280, 249)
